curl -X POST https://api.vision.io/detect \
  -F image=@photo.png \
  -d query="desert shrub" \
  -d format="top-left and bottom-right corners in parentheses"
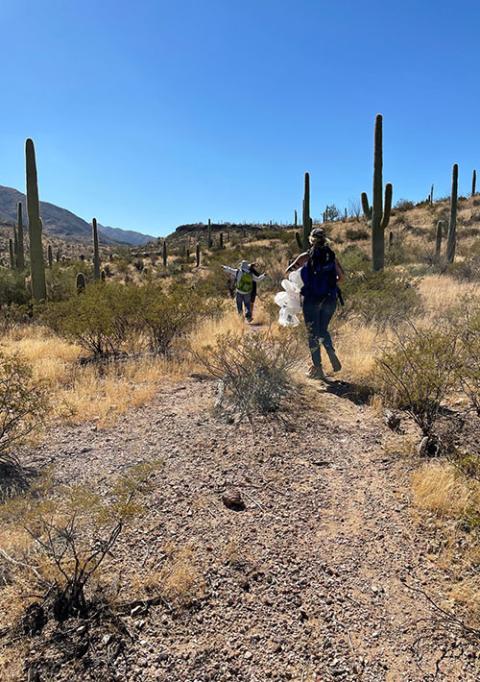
top-left (374, 326), bottom-right (459, 438)
top-left (0, 269), bottom-right (30, 306)
top-left (446, 256), bottom-right (480, 282)
top-left (339, 268), bottom-right (422, 329)
top-left (44, 283), bottom-right (137, 358)
top-left (134, 284), bottom-right (217, 355)
top-left (395, 199), bottom-right (415, 211)
top-left (0, 463), bottom-right (159, 629)
top-left (345, 227), bottom-right (369, 241)
top-left (448, 301), bottom-right (480, 416)
top-left (0, 353), bottom-right (46, 501)
top-left (194, 329), bottom-right (299, 417)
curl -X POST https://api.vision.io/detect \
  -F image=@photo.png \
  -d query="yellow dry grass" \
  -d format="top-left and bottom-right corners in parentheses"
top-left (411, 462), bottom-right (474, 517)
top-left (418, 275), bottom-right (479, 317)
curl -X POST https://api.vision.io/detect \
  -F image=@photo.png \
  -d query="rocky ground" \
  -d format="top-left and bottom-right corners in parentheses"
top-left (16, 377), bottom-right (480, 681)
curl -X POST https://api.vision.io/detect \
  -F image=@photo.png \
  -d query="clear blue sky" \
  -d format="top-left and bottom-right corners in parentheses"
top-left (1, 0), bottom-right (478, 236)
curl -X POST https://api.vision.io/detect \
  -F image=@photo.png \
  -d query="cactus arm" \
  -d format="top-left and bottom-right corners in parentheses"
top-left (381, 183), bottom-right (393, 230)
top-left (361, 192), bottom-right (371, 218)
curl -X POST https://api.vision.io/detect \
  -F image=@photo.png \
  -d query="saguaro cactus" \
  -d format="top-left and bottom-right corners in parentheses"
top-left (361, 114), bottom-right (393, 271)
top-left (219, 232), bottom-right (224, 249)
top-left (435, 220), bottom-right (445, 262)
top-left (92, 218), bottom-right (101, 281)
top-left (196, 242), bottom-right (201, 267)
top-left (472, 170), bottom-right (477, 197)
top-left (446, 163), bottom-right (458, 263)
top-left (47, 244), bottom-right (53, 268)
top-left (76, 272), bottom-right (86, 294)
top-left (294, 209), bottom-right (298, 228)
top-left (16, 203), bottom-right (25, 270)
top-left (25, 139), bottom-right (47, 301)
top-left (162, 240), bottom-right (167, 267)
top-left (207, 219), bottom-right (212, 248)
top-left (302, 173), bottom-right (311, 248)
top-left (428, 184), bottom-right (434, 205)
top-left (9, 239), bottom-right (15, 269)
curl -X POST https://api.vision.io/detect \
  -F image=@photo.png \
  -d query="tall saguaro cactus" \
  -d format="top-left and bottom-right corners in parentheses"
top-left (162, 240), bottom-right (167, 267)
top-left (25, 138), bottom-right (47, 301)
top-left (435, 220), bottom-right (445, 262)
top-left (361, 114), bottom-right (393, 271)
top-left (47, 244), bottom-right (53, 268)
top-left (446, 163), bottom-right (458, 263)
top-left (9, 239), bottom-right (15, 269)
top-left (92, 218), bottom-right (101, 281)
top-left (16, 203), bottom-right (25, 270)
top-left (196, 242), bottom-right (201, 267)
top-left (207, 219), bottom-right (212, 248)
top-left (472, 170), bottom-right (477, 197)
top-left (302, 172), bottom-right (311, 248)
top-left (294, 209), bottom-right (298, 228)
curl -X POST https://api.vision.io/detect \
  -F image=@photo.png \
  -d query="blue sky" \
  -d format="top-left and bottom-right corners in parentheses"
top-left (1, 0), bottom-right (478, 236)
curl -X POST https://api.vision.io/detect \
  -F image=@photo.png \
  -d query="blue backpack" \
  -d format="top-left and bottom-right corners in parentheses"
top-left (300, 247), bottom-right (338, 301)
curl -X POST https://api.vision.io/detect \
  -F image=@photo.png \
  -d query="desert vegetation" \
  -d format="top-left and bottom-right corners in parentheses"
top-left (0, 118), bottom-right (480, 680)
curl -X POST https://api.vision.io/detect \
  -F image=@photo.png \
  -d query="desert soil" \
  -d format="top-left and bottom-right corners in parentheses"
top-left (21, 377), bottom-right (480, 681)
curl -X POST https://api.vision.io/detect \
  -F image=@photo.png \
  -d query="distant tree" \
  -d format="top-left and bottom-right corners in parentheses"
top-left (348, 199), bottom-right (362, 221)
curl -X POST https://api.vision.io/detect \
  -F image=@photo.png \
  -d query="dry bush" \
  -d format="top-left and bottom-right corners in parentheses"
top-left (0, 463), bottom-right (159, 631)
top-left (194, 328), bottom-right (300, 417)
top-left (374, 325), bottom-right (459, 439)
top-left (0, 352), bottom-right (46, 501)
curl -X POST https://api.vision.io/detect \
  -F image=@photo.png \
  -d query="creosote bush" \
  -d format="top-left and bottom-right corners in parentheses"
top-left (374, 326), bottom-right (459, 438)
top-left (339, 266), bottom-right (422, 329)
top-left (44, 282), bottom-right (217, 359)
top-left (0, 352), bottom-right (46, 501)
top-left (194, 329), bottom-right (300, 417)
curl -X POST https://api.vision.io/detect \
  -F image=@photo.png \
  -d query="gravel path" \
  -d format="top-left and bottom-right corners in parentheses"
top-left (23, 378), bottom-right (480, 681)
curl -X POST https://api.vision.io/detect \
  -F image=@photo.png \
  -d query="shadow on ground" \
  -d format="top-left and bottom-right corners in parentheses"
top-left (321, 378), bottom-right (375, 406)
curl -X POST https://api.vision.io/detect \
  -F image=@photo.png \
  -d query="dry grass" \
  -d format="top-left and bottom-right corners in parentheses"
top-left (411, 462), bottom-right (474, 517)
top-left (418, 275), bottom-right (479, 318)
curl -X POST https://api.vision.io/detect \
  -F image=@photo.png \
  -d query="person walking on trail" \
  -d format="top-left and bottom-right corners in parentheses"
top-left (249, 262), bottom-right (261, 317)
top-left (222, 260), bottom-right (266, 321)
top-left (287, 228), bottom-right (344, 380)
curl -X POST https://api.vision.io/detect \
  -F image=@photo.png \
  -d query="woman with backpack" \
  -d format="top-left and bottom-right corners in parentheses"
top-left (286, 228), bottom-right (344, 379)
top-left (222, 260), bottom-right (266, 322)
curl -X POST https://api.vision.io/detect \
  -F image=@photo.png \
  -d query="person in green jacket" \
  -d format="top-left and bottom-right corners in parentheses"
top-left (222, 260), bottom-right (266, 321)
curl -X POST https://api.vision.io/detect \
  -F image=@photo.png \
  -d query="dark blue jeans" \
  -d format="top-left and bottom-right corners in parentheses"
top-left (302, 296), bottom-right (337, 367)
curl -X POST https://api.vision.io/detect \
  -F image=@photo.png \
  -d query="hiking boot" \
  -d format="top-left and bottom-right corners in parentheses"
top-left (326, 347), bottom-right (342, 372)
top-left (306, 365), bottom-right (326, 380)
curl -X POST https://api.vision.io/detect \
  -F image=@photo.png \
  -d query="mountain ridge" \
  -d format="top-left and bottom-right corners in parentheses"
top-left (0, 185), bottom-right (154, 246)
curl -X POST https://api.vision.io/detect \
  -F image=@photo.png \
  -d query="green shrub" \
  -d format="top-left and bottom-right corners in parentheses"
top-left (339, 268), bottom-right (422, 329)
top-left (374, 327), bottom-right (459, 437)
top-left (134, 284), bottom-right (217, 355)
top-left (44, 283), bottom-right (136, 357)
top-left (345, 227), bottom-right (369, 241)
top-left (0, 269), bottom-right (29, 306)
top-left (0, 352), bottom-right (46, 501)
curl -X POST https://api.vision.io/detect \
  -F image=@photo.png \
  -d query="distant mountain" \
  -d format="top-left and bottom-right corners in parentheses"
top-left (0, 185), bottom-right (154, 246)
top-left (97, 224), bottom-right (153, 246)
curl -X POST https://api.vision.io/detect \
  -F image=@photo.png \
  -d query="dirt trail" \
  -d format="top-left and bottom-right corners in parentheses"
top-left (23, 378), bottom-right (479, 681)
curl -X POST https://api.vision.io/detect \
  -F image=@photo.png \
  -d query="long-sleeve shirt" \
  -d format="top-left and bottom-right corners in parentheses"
top-left (222, 265), bottom-right (266, 292)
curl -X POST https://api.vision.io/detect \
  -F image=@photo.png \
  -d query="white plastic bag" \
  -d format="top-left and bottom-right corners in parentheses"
top-left (278, 307), bottom-right (300, 327)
